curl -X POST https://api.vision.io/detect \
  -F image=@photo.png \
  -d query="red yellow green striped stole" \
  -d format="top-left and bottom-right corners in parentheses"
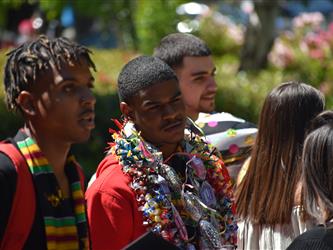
top-left (17, 136), bottom-right (88, 249)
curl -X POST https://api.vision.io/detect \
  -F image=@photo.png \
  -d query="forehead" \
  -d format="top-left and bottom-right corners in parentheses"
top-left (179, 55), bottom-right (214, 73)
top-left (36, 59), bottom-right (92, 87)
top-left (132, 79), bottom-right (180, 104)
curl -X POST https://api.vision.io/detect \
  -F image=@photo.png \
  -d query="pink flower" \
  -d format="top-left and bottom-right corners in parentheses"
top-left (269, 38), bottom-right (294, 68)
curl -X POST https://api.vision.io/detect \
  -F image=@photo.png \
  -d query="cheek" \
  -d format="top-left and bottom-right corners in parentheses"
top-left (181, 84), bottom-right (203, 103)
top-left (38, 95), bottom-right (78, 120)
top-left (137, 114), bottom-right (160, 127)
top-left (35, 92), bottom-right (52, 116)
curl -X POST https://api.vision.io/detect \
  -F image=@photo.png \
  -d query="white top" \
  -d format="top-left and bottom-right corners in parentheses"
top-left (237, 206), bottom-right (315, 250)
top-left (196, 112), bottom-right (257, 151)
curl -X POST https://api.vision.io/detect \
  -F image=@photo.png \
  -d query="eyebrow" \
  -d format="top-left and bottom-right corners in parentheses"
top-left (191, 67), bottom-right (216, 76)
top-left (142, 90), bottom-right (182, 106)
top-left (56, 76), bottom-right (95, 85)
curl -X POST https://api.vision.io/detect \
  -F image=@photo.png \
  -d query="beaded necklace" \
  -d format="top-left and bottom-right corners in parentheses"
top-left (109, 121), bottom-right (237, 249)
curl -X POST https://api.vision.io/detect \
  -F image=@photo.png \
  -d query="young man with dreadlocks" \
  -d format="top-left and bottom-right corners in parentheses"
top-left (0, 35), bottom-right (96, 249)
top-left (86, 56), bottom-right (237, 249)
top-left (154, 33), bottom-right (257, 183)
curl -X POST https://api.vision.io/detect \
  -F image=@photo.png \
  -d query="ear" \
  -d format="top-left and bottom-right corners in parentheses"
top-left (16, 91), bottom-right (37, 116)
top-left (120, 101), bottom-right (135, 122)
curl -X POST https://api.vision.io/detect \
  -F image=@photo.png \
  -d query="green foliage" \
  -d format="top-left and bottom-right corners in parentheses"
top-left (0, 0), bottom-right (27, 28)
top-left (135, 0), bottom-right (186, 54)
top-left (39, 0), bottom-right (138, 50)
top-left (195, 12), bottom-right (243, 56)
top-left (214, 55), bottom-right (287, 123)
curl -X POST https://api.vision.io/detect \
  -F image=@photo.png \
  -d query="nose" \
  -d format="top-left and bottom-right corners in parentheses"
top-left (207, 76), bottom-right (217, 93)
top-left (80, 87), bottom-right (96, 107)
top-left (162, 104), bottom-right (178, 120)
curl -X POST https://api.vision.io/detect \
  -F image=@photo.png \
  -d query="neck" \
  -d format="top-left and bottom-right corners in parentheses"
top-left (159, 143), bottom-right (179, 159)
top-left (187, 108), bottom-right (199, 121)
top-left (24, 124), bottom-right (70, 176)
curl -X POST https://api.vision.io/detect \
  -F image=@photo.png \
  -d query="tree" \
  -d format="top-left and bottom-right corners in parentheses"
top-left (135, 0), bottom-right (186, 54)
top-left (239, 0), bottom-right (280, 71)
top-left (39, 0), bottom-right (138, 50)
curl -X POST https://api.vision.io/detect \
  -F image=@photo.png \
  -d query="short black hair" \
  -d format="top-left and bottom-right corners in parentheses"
top-left (117, 55), bottom-right (177, 102)
top-left (153, 33), bottom-right (211, 68)
top-left (4, 35), bottom-right (96, 111)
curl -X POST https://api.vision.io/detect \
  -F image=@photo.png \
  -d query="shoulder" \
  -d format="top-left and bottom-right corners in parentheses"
top-left (196, 112), bottom-right (256, 128)
top-left (195, 112), bottom-right (257, 150)
top-left (86, 154), bottom-right (134, 201)
top-left (287, 227), bottom-right (333, 250)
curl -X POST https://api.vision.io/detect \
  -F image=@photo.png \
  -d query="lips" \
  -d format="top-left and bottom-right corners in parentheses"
top-left (163, 119), bottom-right (185, 133)
top-left (201, 94), bottom-right (216, 100)
top-left (79, 109), bottom-right (95, 129)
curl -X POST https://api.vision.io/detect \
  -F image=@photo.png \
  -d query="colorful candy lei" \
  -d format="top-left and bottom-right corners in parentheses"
top-left (108, 121), bottom-right (237, 249)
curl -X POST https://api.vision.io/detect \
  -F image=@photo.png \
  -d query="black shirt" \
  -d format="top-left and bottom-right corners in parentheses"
top-left (287, 225), bottom-right (333, 250)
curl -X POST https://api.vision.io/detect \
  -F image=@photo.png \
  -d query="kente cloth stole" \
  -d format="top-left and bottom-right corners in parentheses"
top-left (17, 136), bottom-right (88, 250)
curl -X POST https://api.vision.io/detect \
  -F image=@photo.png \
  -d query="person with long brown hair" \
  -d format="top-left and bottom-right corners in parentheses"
top-left (235, 81), bottom-right (325, 249)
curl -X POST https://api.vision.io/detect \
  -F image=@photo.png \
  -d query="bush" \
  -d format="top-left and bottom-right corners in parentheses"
top-left (135, 0), bottom-right (186, 54)
top-left (195, 11), bottom-right (243, 56)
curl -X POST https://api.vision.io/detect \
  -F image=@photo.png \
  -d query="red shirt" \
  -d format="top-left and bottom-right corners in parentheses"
top-left (86, 154), bottom-right (146, 250)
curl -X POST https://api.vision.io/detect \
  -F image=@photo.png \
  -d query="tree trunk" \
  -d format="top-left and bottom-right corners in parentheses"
top-left (239, 0), bottom-right (279, 71)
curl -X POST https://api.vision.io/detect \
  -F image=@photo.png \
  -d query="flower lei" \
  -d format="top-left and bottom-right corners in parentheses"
top-left (108, 121), bottom-right (237, 248)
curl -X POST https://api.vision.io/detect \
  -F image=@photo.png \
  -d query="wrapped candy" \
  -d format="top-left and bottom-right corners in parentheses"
top-left (171, 204), bottom-right (188, 241)
top-left (199, 181), bottom-right (217, 208)
top-left (199, 220), bottom-right (223, 249)
top-left (159, 164), bottom-right (182, 193)
top-left (182, 191), bottom-right (203, 222)
top-left (189, 156), bottom-right (206, 180)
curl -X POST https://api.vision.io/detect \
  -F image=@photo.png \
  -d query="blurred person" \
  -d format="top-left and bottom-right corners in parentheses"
top-left (153, 33), bottom-right (257, 182)
top-left (0, 35), bottom-right (96, 249)
top-left (236, 82), bottom-right (324, 249)
top-left (287, 112), bottom-right (333, 250)
top-left (86, 56), bottom-right (237, 250)
top-left (17, 18), bottom-right (34, 45)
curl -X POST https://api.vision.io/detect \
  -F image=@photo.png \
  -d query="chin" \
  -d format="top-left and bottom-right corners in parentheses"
top-left (166, 133), bottom-right (184, 144)
top-left (72, 132), bottom-right (92, 143)
top-left (200, 104), bottom-right (215, 113)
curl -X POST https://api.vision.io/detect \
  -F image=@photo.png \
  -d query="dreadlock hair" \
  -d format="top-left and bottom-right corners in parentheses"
top-left (4, 35), bottom-right (96, 112)
top-left (117, 55), bottom-right (177, 103)
top-left (153, 33), bottom-right (211, 69)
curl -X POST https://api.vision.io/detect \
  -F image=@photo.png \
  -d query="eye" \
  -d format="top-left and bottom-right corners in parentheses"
top-left (172, 96), bottom-right (182, 103)
top-left (148, 105), bottom-right (159, 111)
top-left (63, 84), bottom-right (74, 93)
top-left (193, 76), bottom-right (205, 82)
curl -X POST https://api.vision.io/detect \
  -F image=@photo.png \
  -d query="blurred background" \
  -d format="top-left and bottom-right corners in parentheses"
top-left (1, 0), bottom-right (333, 176)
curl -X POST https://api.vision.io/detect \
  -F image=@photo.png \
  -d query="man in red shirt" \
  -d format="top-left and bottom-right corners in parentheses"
top-left (86, 56), bottom-right (237, 250)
